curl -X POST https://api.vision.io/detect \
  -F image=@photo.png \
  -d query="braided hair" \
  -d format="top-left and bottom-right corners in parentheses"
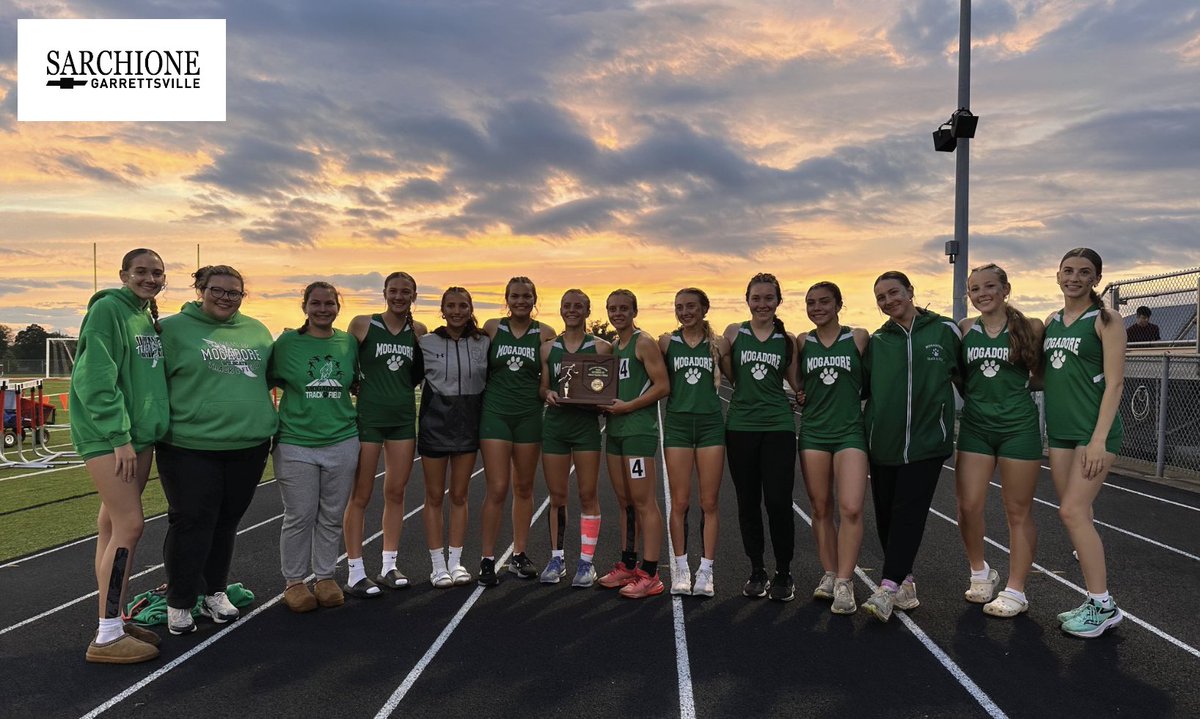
top-left (745, 273), bottom-right (792, 369)
top-left (121, 248), bottom-right (165, 333)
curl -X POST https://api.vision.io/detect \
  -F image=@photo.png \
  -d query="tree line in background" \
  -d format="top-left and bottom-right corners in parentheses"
top-left (0, 324), bottom-right (70, 361)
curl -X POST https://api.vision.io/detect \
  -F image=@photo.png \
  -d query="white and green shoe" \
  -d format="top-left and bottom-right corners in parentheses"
top-left (1056, 599), bottom-right (1090, 624)
top-left (1061, 598), bottom-right (1123, 638)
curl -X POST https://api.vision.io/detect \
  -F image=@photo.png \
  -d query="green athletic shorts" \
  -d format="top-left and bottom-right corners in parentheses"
top-left (957, 418), bottom-right (1043, 460)
top-left (358, 419), bottom-right (416, 444)
top-left (1047, 432), bottom-right (1121, 456)
top-left (479, 408), bottom-right (543, 444)
top-left (663, 411), bottom-right (724, 449)
top-left (606, 433), bottom-right (658, 458)
top-left (799, 431), bottom-right (867, 455)
top-left (542, 408), bottom-right (601, 454)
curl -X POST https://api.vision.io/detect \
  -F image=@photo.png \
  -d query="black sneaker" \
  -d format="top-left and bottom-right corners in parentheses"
top-left (768, 572), bottom-right (795, 602)
top-left (742, 567), bottom-right (769, 598)
top-left (508, 552), bottom-right (538, 579)
top-left (478, 558), bottom-right (498, 587)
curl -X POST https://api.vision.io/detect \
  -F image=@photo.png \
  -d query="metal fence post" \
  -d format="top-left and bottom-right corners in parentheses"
top-left (1156, 355), bottom-right (1170, 477)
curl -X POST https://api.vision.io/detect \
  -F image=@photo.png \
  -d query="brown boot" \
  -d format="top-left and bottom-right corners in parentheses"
top-left (124, 623), bottom-right (161, 646)
top-left (283, 583), bottom-right (318, 613)
top-left (86, 634), bottom-right (159, 664)
top-left (314, 579), bottom-right (345, 608)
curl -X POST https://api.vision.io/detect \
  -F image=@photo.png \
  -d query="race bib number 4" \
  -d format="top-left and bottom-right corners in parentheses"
top-left (628, 457), bottom-right (646, 479)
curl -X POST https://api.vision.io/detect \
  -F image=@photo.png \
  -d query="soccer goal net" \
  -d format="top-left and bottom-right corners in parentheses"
top-left (46, 337), bottom-right (78, 378)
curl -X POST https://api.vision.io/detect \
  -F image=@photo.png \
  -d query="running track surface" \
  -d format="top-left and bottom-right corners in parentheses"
top-left (3, 390), bottom-right (1199, 719)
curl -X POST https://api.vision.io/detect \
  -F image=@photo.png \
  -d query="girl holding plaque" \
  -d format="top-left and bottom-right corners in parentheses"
top-left (721, 273), bottom-right (801, 602)
top-left (478, 277), bottom-right (557, 587)
top-left (659, 288), bottom-right (728, 597)
top-left (538, 289), bottom-right (612, 587)
top-left (599, 289), bottom-right (670, 598)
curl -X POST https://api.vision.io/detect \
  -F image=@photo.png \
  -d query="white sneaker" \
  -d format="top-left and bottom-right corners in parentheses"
top-left (200, 592), bottom-right (239, 623)
top-left (895, 578), bottom-right (919, 611)
top-left (863, 587), bottom-right (894, 623)
top-left (167, 606), bottom-right (196, 635)
top-left (431, 569), bottom-right (453, 588)
top-left (692, 567), bottom-right (715, 597)
top-left (449, 565), bottom-right (472, 586)
top-left (831, 579), bottom-right (856, 614)
top-left (671, 569), bottom-right (692, 596)
top-left (813, 570), bottom-right (836, 600)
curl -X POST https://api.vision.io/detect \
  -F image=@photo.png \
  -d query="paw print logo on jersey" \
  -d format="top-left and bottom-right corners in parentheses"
top-left (819, 367), bottom-right (837, 386)
top-left (750, 363), bottom-right (768, 381)
top-left (980, 359), bottom-right (1000, 378)
top-left (506, 356), bottom-right (523, 372)
top-left (1050, 350), bottom-right (1066, 370)
top-left (386, 355), bottom-right (403, 371)
top-left (684, 367), bottom-right (702, 385)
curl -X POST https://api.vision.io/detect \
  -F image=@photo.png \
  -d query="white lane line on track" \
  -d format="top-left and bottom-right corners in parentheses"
top-left (1035, 465), bottom-right (1200, 513)
top-left (657, 404), bottom-right (697, 719)
top-left (0, 462), bottom-right (81, 482)
top-left (791, 502), bottom-right (1010, 719)
top-left (374, 492), bottom-right (554, 718)
top-left (926, 507), bottom-right (1200, 660)
top-left (80, 464), bottom-right (448, 719)
top-left (939, 464), bottom-right (1200, 563)
top-left (0, 511), bottom-right (283, 637)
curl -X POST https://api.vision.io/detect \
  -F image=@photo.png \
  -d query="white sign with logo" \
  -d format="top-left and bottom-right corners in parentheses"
top-left (18, 19), bottom-right (226, 121)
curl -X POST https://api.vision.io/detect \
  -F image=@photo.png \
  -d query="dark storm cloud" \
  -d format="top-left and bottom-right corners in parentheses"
top-left (240, 207), bottom-right (329, 246)
top-left (511, 196), bottom-right (632, 237)
top-left (187, 138), bottom-right (322, 198)
top-left (387, 178), bottom-right (454, 206)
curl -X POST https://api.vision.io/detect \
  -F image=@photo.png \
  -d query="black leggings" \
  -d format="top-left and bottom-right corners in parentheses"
top-left (726, 430), bottom-right (796, 572)
top-left (158, 441), bottom-right (270, 609)
top-left (869, 457), bottom-right (944, 584)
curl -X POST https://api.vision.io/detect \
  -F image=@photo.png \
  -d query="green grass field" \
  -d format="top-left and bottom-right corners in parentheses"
top-left (0, 377), bottom-right (279, 563)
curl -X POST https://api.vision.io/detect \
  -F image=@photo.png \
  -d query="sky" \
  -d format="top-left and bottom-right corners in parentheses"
top-left (1, 0), bottom-right (1199, 338)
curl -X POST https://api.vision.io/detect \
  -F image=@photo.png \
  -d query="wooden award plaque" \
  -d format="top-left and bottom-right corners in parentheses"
top-left (555, 352), bottom-right (617, 406)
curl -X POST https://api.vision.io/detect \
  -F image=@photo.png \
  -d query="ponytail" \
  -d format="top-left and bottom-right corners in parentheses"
top-left (1004, 305), bottom-right (1039, 373)
top-left (702, 319), bottom-right (720, 388)
top-left (149, 297), bottom-right (161, 334)
top-left (773, 316), bottom-right (793, 368)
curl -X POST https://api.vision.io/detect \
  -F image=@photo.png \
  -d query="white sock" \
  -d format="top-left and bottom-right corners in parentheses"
top-left (970, 561), bottom-right (991, 581)
top-left (348, 557), bottom-right (366, 586)
top-left (448, 546), bottom-right (463, 569)
top-left (1002, 587), bottom-right (1027, 604)
top-left (675, 554), bottom-right (689, 573)
top-left (430, 548), bottom-right (447, 574)
top-left (552, 549), bottom-right (565, 559)
top-left (1088, 590), bottom-right (1112, 607)
top-left (96, 617), bottom-right (124, 644)
top-left (382, 550), bottom-right (398, 573)
top-left (699, 557), bottom-right (714, 573)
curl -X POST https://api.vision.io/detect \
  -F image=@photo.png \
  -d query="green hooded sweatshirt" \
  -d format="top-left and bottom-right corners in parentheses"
top-left (864, 309), bottom-right (963, 466)
top-left (158, 301), bottom-right (277, 451)
top-left (69, 287), bottom-right (169, 459)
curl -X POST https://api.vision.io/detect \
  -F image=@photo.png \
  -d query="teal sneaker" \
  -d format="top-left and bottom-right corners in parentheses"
top-left (1056, 600), bottom-right (1090, 624)
top-left (1061, 598), bottom-right (1123, 638)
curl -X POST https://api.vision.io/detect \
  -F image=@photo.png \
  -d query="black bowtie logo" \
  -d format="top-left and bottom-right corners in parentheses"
top-left (47, 77), bottom-right (87, 89)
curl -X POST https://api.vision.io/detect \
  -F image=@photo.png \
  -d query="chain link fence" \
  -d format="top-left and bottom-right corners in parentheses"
top-left (1118, 355), bottom-right (1200, 478)
top-left (0, 359), bottom-right (47, 377)
top-left (1103, 267), bottom-right (1199, 349)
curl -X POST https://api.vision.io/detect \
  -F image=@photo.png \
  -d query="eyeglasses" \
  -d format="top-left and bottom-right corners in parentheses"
top-left (205, 287), bottom-right (245, 301)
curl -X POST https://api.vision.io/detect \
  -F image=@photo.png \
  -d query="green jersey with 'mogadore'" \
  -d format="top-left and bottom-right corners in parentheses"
top-left (608, 329), bottom-right (658, 437)
top-left (799, 327), bottom-right (863, 442)
top-left (357, 315), bottom-right (417, 428)
top-left (483, 319), bottom-right (543, 416)
top-left (271, 329), bottom-right (359, 447)
top-left (665, 330), bottom-right (721, 415)
top-left (1043, 305), bottom-right (1123, 442)
top-left (727, 322), bottom-right (794, 432)
top-left (546, 333), bottom-right (600, 424)
top-left (961, 320), bottom-right (1038, 433)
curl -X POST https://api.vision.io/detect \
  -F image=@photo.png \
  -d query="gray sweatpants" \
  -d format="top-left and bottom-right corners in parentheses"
top-left (274, 437), bottom-right (360, 582)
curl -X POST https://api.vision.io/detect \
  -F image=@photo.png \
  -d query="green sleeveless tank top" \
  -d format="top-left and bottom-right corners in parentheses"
top-left (608, 329), bottom-right (658, 437)
top-left (483, 319), bottom-right (543, 416)
top-left (546, 333), bottom-right (598, 422)
top-left (664, 330), bottom-right (720, 414)
top-left (1043, 305), bottom-right (1123, 441)
top-left (961, 319), bottom-right (1038, 433)
top-left (727, 321), bottom-right (794, 432)
top-left (799, 327), bottom-right (864, 441)
top-left (357, 314), bottom-right (417, 427)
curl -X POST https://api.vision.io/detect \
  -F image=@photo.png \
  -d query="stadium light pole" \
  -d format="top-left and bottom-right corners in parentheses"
top-left (952, 0), bottom-right (971, 321)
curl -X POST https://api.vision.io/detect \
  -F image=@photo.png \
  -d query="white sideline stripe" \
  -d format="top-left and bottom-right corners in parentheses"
top-left (0, 479), bottom-right (280, 570)
top-left (1038, 464), bottom-right (1200, 513)
top-left (926, 507), bottom-right (1200, 661)
top-left (657, 404), bottom-right (697, 719)
top-left (374, 494), bottom-right (554, 718)
top-left (791, 502), bottom-right (1009, 719)
top-left (2, 454), bottom-right (421, 568)
top-left (0, 512), bottom-right (284, 637)
top-left (0, 462), bottom-right (80, 482)
top-left (80, 468), bottom-right (448, 719)
top-left (987, 480), bottom-right (1200, 563)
